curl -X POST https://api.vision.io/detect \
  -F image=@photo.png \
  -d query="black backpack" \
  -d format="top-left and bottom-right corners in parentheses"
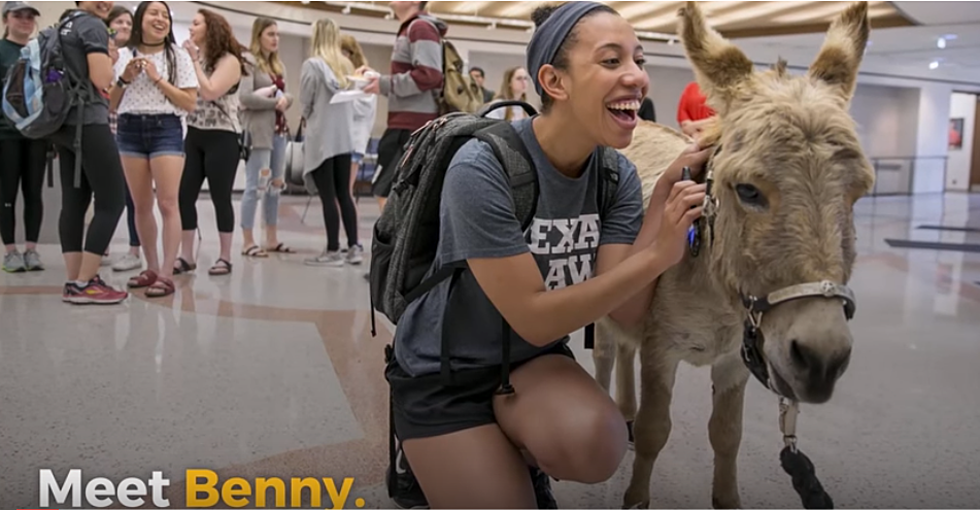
top-left (370, 100), bottom-right (620, 393)
top-left (2, 10), bottom-right (91, 188)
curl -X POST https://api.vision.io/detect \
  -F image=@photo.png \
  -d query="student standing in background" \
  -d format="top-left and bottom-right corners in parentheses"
top-left (103, 4), bottom-right (143, 273)
top-left (177, 8), bottom-right (246, 277)
top-left (340, 34), bottom-right (375, 223)
top-left (0, 1), bottom-right (47, 273)
top-left (483, 66), bottom-right (531, 121)
top-left (54, 0), bottom-right (129, 304)
top-left (239, 17), bottom-right (294, 258)
top-left (360, 1), bottom-right (444, 212)
top-left (677, 81), bottom-right (714, 140)
top-left (109, 0), bottom-right (198, 298)
top-left (299, 17), bottom-right (360, 267)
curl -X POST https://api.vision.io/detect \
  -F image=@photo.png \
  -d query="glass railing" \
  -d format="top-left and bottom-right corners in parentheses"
top-left (867, 156), bottom-right (948, 196)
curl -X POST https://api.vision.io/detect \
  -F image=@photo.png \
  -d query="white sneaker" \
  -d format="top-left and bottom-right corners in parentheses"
top-left (304, 250), bottom-right (345, 267)
top-left (112, 253), bottom-right (142, 272)
top-left (346, 245), bottom-right (364, 265)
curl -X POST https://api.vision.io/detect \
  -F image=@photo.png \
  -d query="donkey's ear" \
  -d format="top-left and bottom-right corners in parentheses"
top-left (807, 2), bottom-right (870, 101)
top-left (677, 1), bottom-right (754, 115)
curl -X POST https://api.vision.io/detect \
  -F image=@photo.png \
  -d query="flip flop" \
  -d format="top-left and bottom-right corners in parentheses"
top-left (266, 243), bottom-right (296, 254)
top-left (242, 245), bottom-right (268, 258)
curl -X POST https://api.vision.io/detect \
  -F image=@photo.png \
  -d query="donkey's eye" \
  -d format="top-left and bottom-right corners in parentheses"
top-left (735, 184), bottom-right (766, 208)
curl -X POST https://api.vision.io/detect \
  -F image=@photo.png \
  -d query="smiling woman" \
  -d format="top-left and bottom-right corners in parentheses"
top-left (108, 0), bottom-right (199, 299)
top-left (382, 2), bottom-right (712, 508)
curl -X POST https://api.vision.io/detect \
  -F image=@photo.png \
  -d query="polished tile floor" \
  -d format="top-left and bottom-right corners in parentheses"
top-left (2, 193), bottom-right (979, 509)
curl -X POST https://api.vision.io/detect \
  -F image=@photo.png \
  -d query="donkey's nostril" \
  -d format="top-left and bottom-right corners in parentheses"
top-left (790, 340), bottom-right (808, 369)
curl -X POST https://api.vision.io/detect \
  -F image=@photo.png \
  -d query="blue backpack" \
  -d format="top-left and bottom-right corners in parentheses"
top-left (2, 10), bottom-right (89, 186)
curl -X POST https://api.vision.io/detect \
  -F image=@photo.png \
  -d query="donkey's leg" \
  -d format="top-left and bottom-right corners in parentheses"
top-left (622, 342), bottom-right (678, 509)
top-left (592, 322), bottom-right (616, 393)
top-left (709, 354), bottom-right (750, 509)
top-left (615, 340), bottom-right (638, 424)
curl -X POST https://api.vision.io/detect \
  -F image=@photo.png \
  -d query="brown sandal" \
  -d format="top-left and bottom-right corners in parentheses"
top-left (145, 277), bottom-right (174, 298)
top-left (208, 258), bottom-right (232, 276)
top-left (127, 269), bottom-right (157, 289)
top-left (173, 257), bottom-right (196, 275)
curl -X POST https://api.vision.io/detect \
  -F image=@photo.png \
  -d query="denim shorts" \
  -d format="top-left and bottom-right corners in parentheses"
top-left (352, 152), bottom-right (364, 164)
top-left (116, 113), bottom-right (184, 159)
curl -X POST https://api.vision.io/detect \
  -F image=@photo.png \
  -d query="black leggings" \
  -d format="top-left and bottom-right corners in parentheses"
top-left (0, 138), bottom-right (48, 246)
top-left (311, 153), bottom-right (357, 252)
top-left (50, 124), bottom-right (126, 255)
top-left (179, 126), bottom-right (239, 233)
top-left (124, 185), bottom-right (139, 247)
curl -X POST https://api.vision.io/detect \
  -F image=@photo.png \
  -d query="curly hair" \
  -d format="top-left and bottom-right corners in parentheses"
top-left (196, 8), bottom-right (248, 77)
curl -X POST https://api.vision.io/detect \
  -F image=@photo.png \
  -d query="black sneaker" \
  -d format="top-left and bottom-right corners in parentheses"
top-left (387, 437), bottom-right (429, 509)
top-left (530, 467), bottom-right (557, 509)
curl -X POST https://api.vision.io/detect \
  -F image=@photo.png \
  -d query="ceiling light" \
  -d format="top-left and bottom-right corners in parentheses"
top-left (929, 60), bottom-right (939, 70)
top-left (937, 37), bottom-right (946, 49)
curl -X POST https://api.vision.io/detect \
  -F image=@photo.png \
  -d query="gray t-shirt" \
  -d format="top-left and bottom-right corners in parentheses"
top-left (393, 117), bottom-right (644, 377)
top-left (59, 10), bottom-right (110, 125)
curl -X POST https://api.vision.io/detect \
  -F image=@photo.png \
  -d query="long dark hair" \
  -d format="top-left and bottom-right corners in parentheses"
top-left (128, 0), bottom-right (177, 85)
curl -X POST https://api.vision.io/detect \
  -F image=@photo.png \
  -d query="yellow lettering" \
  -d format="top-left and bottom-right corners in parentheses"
top-left (323, 478), bottom-right (354, 510)
top-left (221, 477), bottom-right (251, 508)
top-left (291, 477), bottom-right (321, 508)
top-left (185, 469), bottom-right (219, 508)
top-left (256, 478), bottom-right (286, 508)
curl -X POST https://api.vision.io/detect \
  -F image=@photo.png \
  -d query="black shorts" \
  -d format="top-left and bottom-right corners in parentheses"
top-left (371, 128), bottom-right (412, 198)
top-left (385, 342), bottom-right (575, 441)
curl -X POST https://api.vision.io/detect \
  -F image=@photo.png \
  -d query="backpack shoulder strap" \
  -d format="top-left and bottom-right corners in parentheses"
top-left (596, 146), bottom-right (621, 220)
top-left (584, 147), bottom-right (622, 351)
top-left (472, 121), bottom-right (538, 231)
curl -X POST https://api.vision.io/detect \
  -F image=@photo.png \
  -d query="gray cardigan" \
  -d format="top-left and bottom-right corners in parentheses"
top-left (299, 57), bottom-right (355, 191)
top-left (239, 52), bottom-right (294, 150)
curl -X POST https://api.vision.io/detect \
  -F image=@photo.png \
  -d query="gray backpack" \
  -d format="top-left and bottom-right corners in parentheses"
top-left (369, 100), bottom-right (620, 393)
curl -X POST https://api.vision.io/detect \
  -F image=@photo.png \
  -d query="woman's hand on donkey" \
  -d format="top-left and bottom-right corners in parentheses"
top-left (652, 142), bottom-right (712, 206)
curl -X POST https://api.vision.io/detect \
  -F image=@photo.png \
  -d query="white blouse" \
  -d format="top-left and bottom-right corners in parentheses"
top-left (114, 46), bottom-right (198, 116)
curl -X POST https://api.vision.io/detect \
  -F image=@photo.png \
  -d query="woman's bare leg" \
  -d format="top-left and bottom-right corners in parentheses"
top-left (148, 155), bottom-right (184, 280)
top-left (493, 352), bottom-right (629, 483)
top-left (123, 156), bottom-right (158, 273)
top-left (402, 425), bottom-right (537, 509)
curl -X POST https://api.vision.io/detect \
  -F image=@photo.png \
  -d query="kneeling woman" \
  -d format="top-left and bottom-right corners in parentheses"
top-left (384, 3), bottom-right (711, 508)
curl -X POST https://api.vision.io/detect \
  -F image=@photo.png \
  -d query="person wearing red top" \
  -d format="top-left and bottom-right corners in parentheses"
top-left (677, 81), bottom-right (715, 140)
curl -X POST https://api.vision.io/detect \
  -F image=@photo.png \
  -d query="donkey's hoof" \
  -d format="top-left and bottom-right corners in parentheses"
top-left (712, 495), bottom-right (742, 509)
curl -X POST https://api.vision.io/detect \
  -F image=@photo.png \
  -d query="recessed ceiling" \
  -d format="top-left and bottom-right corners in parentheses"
top-left (285, 1), bottom-right (915, 38)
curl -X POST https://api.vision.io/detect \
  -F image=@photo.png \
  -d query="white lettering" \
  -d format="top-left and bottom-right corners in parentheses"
top-left (576, 214), bottom-right (601, 250)
top-left (149, 471), bottom-right (170, 507)
top-left (544, 258), bottom-right (568, 290)
top-left (567, 253), bottom-right (594, 284)
top-left (552, 219), bottom-right (576, 254)
top-left (86, 477), bottom-right (115, 508)
top-left (117, 478), bottom-right (148, 507)
top-left (40, 469), bottom-right (82, 508)
top-left (529, 219), bottom-right (551, 254)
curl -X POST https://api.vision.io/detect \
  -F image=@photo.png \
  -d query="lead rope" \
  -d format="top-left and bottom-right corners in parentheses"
top-left (779, 398), bottom-right (834, 509)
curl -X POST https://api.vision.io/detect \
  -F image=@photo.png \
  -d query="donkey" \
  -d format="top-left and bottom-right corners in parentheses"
top-left (592, 2), bottom-right (876, 508)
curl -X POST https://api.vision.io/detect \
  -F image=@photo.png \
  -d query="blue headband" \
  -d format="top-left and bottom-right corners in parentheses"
top-left (526, 1), bottom-right (606, 96)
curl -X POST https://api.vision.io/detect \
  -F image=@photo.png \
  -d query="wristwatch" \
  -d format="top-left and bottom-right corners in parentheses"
top-left (116, 76), bottom-right (130, 89)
